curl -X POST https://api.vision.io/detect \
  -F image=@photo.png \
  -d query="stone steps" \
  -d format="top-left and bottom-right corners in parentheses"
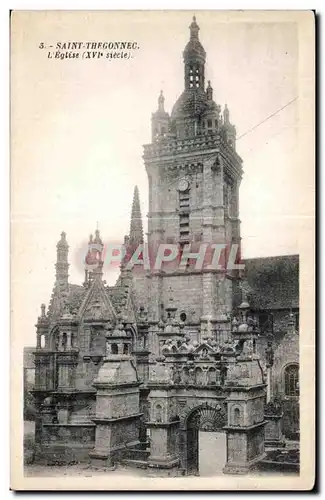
top-left (120, 458), bottom-right (148, 469)
top-left (125, 448), bottom-right (150, 461)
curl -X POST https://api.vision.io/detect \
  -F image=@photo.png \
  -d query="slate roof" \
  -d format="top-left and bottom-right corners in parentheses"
top-left (67, 284), bottom-right (86, 314)
top-left (241, 254), bottom-right (299, 310)
top-left (106, 285), bottom-right (129, 313)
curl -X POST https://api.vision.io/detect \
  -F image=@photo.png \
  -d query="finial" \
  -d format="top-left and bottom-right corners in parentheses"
top-left (129, 185), bottom-right (144, 246)
top-left (206, 80), bottom-right (213, 100)
top-left (158, 90), bottom-right (165, 112)
top-left (89, 234), bottom-right (93, 244)
top-left (57, 231), bottom-right (68, 249)
top-left (224, 103), bottom-right (230, 124)
top-left (94, 228), bottom-right (103, 246)
top-left (189, 15), bottom-right (199, 39)
top-left (41, 303), bottom-right (46, 317)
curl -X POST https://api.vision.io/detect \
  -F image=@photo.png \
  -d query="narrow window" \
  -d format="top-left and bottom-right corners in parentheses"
top-left (284, 364), bottom-right (299, 396)
top-left (233, 408), bottom-right (241, 426)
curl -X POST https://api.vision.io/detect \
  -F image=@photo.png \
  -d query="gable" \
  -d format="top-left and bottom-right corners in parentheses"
top-left (78, 281), bottom-right (117, 321)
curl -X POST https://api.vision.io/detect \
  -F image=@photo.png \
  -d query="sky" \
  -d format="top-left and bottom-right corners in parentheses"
top-left (10, 11), bottom-right (313, 347)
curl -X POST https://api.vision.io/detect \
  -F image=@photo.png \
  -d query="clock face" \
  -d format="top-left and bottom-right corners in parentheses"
top-left (178, 179), bottom-right (189, 192)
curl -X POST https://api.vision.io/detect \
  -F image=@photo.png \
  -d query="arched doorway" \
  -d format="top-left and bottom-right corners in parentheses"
top-left (185, 403), bottom-right (227, 476)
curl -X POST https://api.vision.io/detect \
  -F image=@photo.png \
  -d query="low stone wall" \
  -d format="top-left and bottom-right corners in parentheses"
top-left (35, 424), bottom-right (95, 465)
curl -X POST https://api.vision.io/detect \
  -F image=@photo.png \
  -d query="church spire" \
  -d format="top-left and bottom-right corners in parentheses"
top-left (55, 231), bottom-right (69, 286)
top-left (129, 185), bottom-right (144, 247)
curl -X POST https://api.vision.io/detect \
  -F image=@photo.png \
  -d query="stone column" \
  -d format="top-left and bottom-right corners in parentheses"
top-left (57, 353), bottom-right (77, 391)
top-left (147, 388), bottom-right (180, 471)
top-left (90, 356), bottom-right (142, 469)
top-left (223, 385), bottom-right (267, 474)
top-left (223, 356), bottom-right (267, 475)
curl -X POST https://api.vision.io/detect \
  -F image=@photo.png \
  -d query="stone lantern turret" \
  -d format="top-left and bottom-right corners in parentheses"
top-left (90, 317), bottom-right (142, 468)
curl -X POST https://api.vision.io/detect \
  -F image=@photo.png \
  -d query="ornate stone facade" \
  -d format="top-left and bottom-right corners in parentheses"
top-left (28, 17), bottom-right (299, 475)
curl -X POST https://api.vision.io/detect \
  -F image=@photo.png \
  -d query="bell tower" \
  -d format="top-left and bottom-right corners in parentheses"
top-left (143, 17), bottom-right (243, 350)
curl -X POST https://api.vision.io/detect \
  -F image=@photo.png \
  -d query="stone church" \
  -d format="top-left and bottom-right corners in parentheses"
top-left (29, 17), bottom-right (299, 475)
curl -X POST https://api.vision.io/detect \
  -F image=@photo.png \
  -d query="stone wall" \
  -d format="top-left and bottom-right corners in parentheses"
top-left (256, 322), bottom-right (299, 439)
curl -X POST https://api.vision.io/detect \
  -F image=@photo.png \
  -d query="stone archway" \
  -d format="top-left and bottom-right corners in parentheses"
top-left (181, 402), bottom-right (227, 476)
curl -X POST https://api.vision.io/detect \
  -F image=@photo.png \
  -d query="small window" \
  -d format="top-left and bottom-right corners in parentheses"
top-left (123, 343), bottom-right (129, 355)
top-left (233, 408), bottom-right (241, 426)
top-left (155, 404), bottom-right (162, 423)
top-left (180, 312), bottom-right (187, 322)
top-left (111, 343), bottom-right (118, 355)
top-left (61, 333), bottom-right (67, 349)
top-left (207, 119), bottom-right (212, 128)
top-left (284, 364), bottom-right (299, 396)
top-left (259, 312), bottom-right (273, 334)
